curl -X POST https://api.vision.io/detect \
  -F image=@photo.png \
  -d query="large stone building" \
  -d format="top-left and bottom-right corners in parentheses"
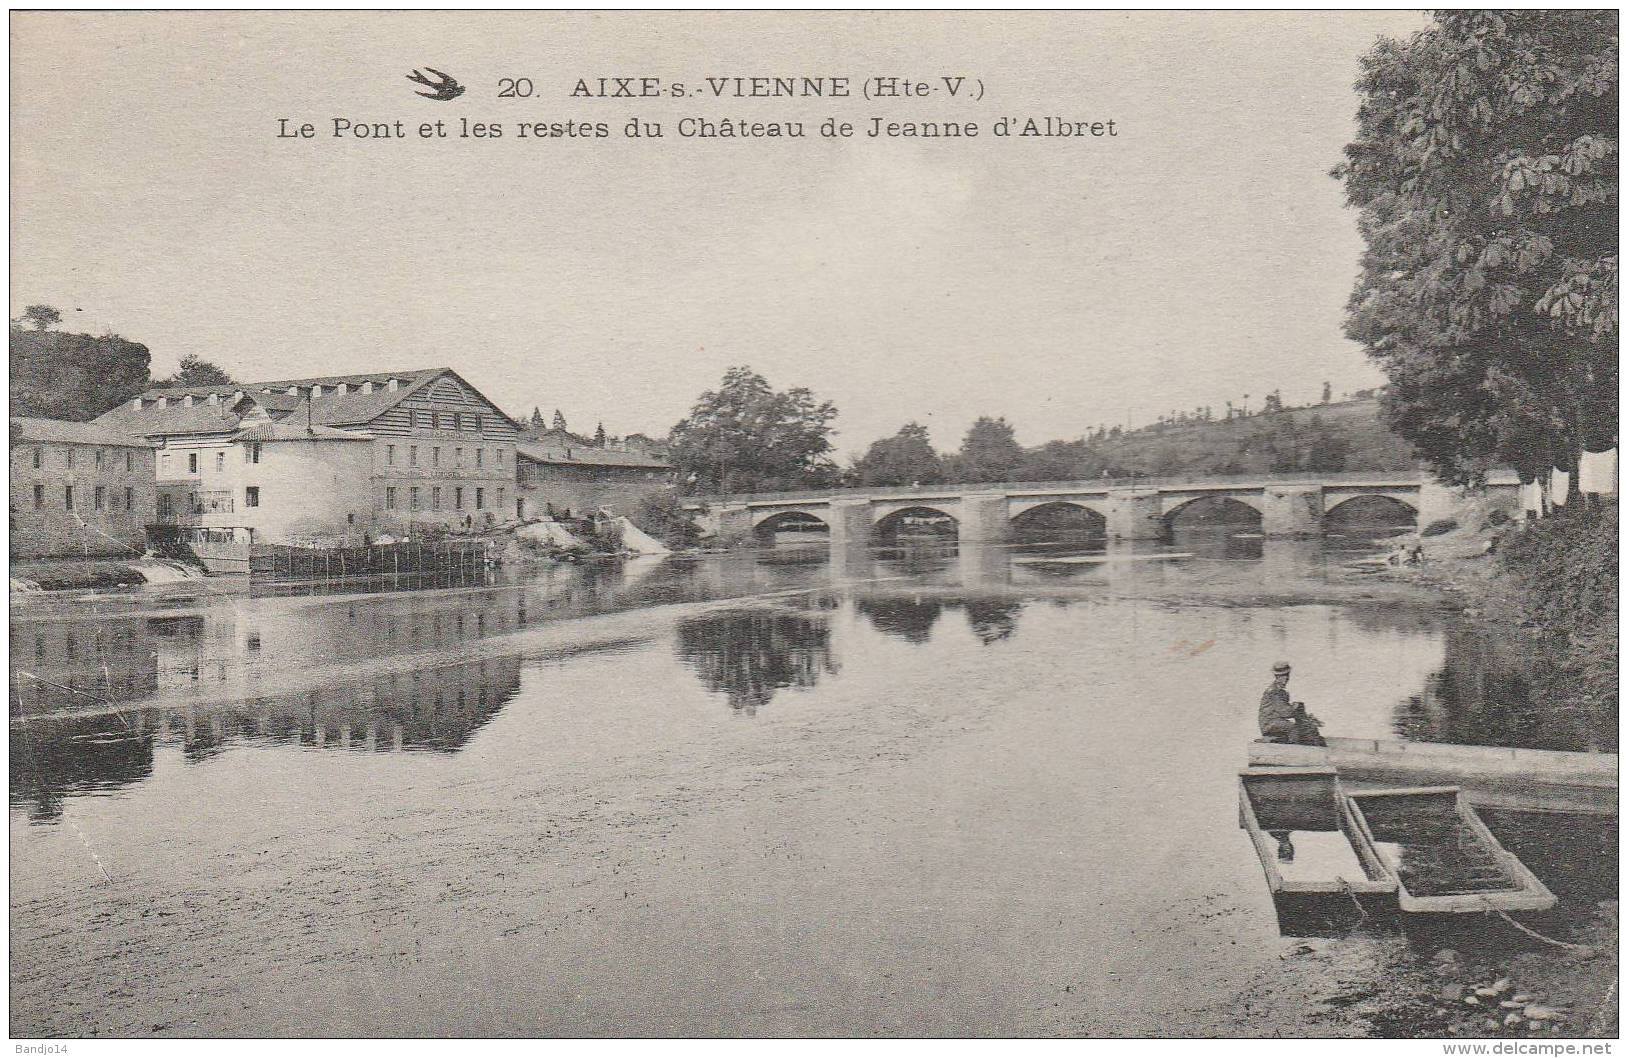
top-left (92, 367), bottom-right (519, 560)
top-left (515, 441), bottom-right (674, 519)
top-left (9, 417), bottom-right (157, 559)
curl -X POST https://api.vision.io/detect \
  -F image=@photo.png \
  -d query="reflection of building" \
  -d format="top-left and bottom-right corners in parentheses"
top-left (675, 608), bottom-right (836, 714)
top-left (8, 417), bottom-right (157, 559)
top-left (8, 654), bottom-right (525, 825)
top-left (91, 368), bottom-right (520, 549)
top-left (516, 442), bottom-right (674, 519)
top-left (10, 614), bottom-right (160, 712)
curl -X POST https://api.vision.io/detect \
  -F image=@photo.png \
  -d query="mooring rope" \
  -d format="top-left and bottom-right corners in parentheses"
top-left (1481, 900), bottom-right (1597, 955)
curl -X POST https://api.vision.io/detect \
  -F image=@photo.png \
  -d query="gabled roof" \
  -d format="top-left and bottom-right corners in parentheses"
top-left (11, 416), bottom-right (154, 448)
top-left (96, 367), bottom-right (521, 437)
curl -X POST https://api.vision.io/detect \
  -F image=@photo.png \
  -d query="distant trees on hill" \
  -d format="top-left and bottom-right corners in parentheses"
top-left (10, 307), bottom-right (151, 421)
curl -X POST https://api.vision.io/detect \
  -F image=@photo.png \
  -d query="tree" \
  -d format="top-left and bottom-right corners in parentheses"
top-left (593, 421), bottom-right (607, 447)
top-left (20, 304), bottom-right (60, 331)
top-left (530, 407), bottom-right (545, 427)
top-left (667, 366), bottom-right (839, 493)
top-left (1016, 439), bottom-right (1100, 482)
top-left (164, 354), bottom-right (234, 387)
top-left (552, 409), bottom-right (567, 432)
top-left (1321, 381), bottom-right (1333, 404)
top-left (1334, 10), bottom-right (1617, 485)
top-left (955, 416), bottom-right (1025, 482)
top-left (852, 422), bottom-right (943, 487)
top-left (10, 323), bottom-right (150, 421)
top-left (1263, 389), bottom-right (1284, 415)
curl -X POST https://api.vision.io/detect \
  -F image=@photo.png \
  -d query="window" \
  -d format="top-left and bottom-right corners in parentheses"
top-left (409, 446), bottom-right (419, 467)
top-left (409, 487), bottom-right (421, 510)
top-left (455, 447), bottom-right (464, 467)
top-left (95, 449), bottom-right (105, 468)
top-left (496, 448), bottom-right (503, 466)
top-left (158, 494), bottom-right (172, 517)
top-left (215, 451), bottom-right (225, 473)
top-left (474, 415), bottom-right (483, 432)
top-left (94, 486), bottom-right (105, 511)
top-left (431, 411), bottom-right (440, 430)
top-left (65, 449), bottom-right (74, 469)
top-left (497, 487), bottom-right (506, 509)
top-left (244, 486), bottom-right (260, 508)
top-left (454, 487), bottom-right (464, 510)
top-left (188, 453), bottom-right (198, 474)
top-left (64, 485), bottom-right (74, 511)
top-left (31, 447), bottom-right (41, 469)
top-left (432, 447), bottom-right (441, 467)
top-left (161, 453), bottom-right (172, 474)
top-left (386, 444), bottom-right (395, 466)
top-left (244, 443), bottom-right (262, 464)
top-left (475, 487), bottom-right (485, 510)
top-left (385, 487), bottom-right (398, 510)
top-left (475, 448), bottom-right (484, 467)
top-left (124, 487), bottom-right (133, 512)
top-left (431, 486), bottom-right (442, 511)
top-left (32, 484), bottom-right (42, 509)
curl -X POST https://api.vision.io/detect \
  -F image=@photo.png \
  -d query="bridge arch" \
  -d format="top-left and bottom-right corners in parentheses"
top-left (1009, 500), bottom-right (1107, 540)
top-left (1323, 494), bottom-right (1418, 530)
top-left (1162, 494), bottom-right (1264, 533)
top-left (751, 509), bottom-right (830, 542)
top-left (874, 505), bottom-right (958, 543)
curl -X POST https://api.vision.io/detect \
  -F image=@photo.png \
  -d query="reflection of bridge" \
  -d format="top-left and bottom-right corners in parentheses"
top-left (694, 471), bottom-right (1519, 545)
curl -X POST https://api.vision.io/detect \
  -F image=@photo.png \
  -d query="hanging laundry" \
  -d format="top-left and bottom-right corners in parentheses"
top-left (1578, 448), bottom-right (1618, 496)
top-left (1520, 480), bottom-right (1543, 516)
top-left (1550, 468), bottom-right (1569, 506)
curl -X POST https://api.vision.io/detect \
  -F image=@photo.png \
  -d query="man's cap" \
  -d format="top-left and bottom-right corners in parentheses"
top-left (1272, 661), bottom-right (1292, 674)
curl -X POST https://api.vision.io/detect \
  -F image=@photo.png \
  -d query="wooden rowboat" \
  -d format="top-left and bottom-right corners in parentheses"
top-left (1343, 786), bottom-right (1557, 914)
top-left (1237, 767), bottom-right (1396, 901)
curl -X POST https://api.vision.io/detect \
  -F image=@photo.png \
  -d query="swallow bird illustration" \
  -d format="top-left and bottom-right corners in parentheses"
top-left (407, 67), bottom-right (465, 101)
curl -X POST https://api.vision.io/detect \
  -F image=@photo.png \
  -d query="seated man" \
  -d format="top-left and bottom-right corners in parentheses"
top-left (1259, 661), bottom-right (1327, 746)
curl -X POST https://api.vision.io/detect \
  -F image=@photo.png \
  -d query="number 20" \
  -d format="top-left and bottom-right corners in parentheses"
top-left (498, 78), bottom-right (534, 98)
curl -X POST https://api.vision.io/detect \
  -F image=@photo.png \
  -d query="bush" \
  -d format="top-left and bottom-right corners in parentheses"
top-left (1422, 518), bottom-right (1458, 537)
top-left (1499, 506), bottom-right (1618, 737)
top-left (631, 488), bottom-right (701, 548)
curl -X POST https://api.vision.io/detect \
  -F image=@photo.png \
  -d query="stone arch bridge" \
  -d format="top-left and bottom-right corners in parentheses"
top-left (691, 471), bottom-right (1518, 548)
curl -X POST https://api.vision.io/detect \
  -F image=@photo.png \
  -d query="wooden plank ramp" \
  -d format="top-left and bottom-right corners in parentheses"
top-left (1248, 737), bottom-right (1617, 815)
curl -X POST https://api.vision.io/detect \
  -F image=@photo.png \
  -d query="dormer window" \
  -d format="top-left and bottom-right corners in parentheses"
top-left (387, 378), bottom-right (400, 391)
top-left (182, 394), bottom-right (194, 407)
top-left (205, 393), bottom-right (219, 406)
top-left (131, 397), bottom-right (143, 410)
top-left (361, 381), bottom-right (374, 394)
top-left (337, 383), bottom-right (348, 395)
top-left (156, 396), bottom-right (169, 408)
top-left (286, 386), bottom-right (299, 395)
top-left (311, 385), bottom-right (323, 398)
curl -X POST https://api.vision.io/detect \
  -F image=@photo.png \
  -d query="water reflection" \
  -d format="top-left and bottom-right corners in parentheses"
top-left (9, 656), bottom-right (522, 823)
top-left (1393, 625), bottom-right (1615, 752)
top-left (855, 596), bottom-right (945, 644)
top-left (674, 608), bottom-right (837, 715)
top-left (964, 598), bottom-right (1024, 644)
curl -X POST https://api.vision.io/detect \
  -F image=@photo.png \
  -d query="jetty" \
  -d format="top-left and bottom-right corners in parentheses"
top-left (1248, 737), bottom-right (1617, 815)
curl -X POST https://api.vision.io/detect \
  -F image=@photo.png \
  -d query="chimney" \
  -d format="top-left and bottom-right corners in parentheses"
top-left (130, 397), bottom-right (143, 410)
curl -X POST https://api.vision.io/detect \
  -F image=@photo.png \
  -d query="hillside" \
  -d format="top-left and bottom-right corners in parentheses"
top-left (1066, 398), bottom-right (1419, 480)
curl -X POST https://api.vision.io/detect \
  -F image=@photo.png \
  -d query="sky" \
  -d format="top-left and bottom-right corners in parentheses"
top-left (11, 11), bottom-right (1429, 455)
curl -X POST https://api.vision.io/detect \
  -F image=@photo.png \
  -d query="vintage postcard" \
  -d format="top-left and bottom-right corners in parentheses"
top-left (7, 9), bottom-right (1619, 1043)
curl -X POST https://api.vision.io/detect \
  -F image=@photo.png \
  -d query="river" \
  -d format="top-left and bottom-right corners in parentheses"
top-left (7, 533), bottom-right (1614, 1036)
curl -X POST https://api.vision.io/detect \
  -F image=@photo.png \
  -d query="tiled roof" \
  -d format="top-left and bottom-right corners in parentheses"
top-left (98, 367), bottom-right (520, 436)
top-left (517, 442), bottom-right (671, 469)
top-left (10, 416), bottom-right (154, 447)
